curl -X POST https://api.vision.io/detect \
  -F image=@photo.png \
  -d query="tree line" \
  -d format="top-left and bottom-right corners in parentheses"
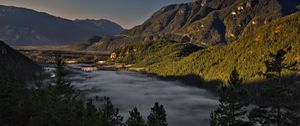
top-left (0, 56), bottom-right (168, 126)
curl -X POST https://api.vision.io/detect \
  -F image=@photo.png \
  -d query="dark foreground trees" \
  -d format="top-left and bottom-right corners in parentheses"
top-left (249, 49), bottom-right (299, 126)
top-left (0, 56), bottom-right (168, 126)
top-left (211, 68), bottom-right (250, 126)
top-left (211, 49), bottom-right (299, 126)
top-left (147, 102), bottom-right (168, 126)
top-left (126, 107), bottom-right (146, 126)
top-left (98, 96), bottom-right (123, 126)
top-left (0, 72), bottom-right (29, 126)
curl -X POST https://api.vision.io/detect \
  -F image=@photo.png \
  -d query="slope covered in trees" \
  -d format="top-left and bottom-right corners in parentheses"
top-left (91, 0), bottom-right (300, 50)
top-left (113, 41), bottom-right (201, 66)
top-left (113, 12), bottom-right (300, 82)
top-left (211, 50), bottom-right (299, 126)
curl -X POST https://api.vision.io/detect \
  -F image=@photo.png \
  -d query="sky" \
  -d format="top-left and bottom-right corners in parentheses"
top-left (0, 0), bottom-right (193, 29)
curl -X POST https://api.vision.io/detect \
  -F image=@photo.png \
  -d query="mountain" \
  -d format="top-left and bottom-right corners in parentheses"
top-left (113, 12), bottom-right (300, 82)
top-left (0, 40), bottom-right (41, 79)
top-left (70, 35), bottom-right (102, 50)
top-left (0, 5), bottom-right (123, 46)
top-left (74, 19), bottom-right (123, 36)
top-left (90, 0), bottom-right (300, 50)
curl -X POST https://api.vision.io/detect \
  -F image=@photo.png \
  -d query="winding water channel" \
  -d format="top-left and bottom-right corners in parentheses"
top-left (67, 64), bottom-right (218, 126)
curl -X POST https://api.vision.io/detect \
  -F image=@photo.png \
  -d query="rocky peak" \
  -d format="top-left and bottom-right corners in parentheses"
top-left (90, 0), bottom-right (300, 50)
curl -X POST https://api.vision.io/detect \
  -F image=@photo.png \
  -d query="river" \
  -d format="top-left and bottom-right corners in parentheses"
top-left (66, 64), bottom-right (218, 126)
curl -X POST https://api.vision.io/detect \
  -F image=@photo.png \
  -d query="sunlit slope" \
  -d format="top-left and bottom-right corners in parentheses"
top-left (94, 0), bottom-right (300, 50)
top-left (117, 12), bottom-right (300, 81)
top-left (114, 41), bottom-right (201, 66)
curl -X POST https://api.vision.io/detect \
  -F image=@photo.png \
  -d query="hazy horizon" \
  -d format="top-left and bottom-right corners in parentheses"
top-left (0, 0), bottom-right (193, 29)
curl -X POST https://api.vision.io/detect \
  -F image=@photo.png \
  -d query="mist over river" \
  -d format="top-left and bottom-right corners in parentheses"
top-left (67, 64), bottom-right (218, 126)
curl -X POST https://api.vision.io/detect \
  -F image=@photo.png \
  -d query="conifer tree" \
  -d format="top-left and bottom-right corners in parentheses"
top-left (126, 107), bottom-right (145, 126)
top-left (249, 49), bottom-right (298, 126)
top-left (51, 55), bottom-right (75, 98)
top-left (211, 68), bottom-right (250, 126)
top-left (29, 55), bottom-right (79, 126)
top-left (147, 102), bottom-right (168, 126)
top-left (99, 96), bottom-right (124, 126)
top-left (84, 99), bottom-right (101, 126)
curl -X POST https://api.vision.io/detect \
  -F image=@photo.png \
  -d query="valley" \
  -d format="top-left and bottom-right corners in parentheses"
top-left (52, 64), bottom-right (218, 126)
top-left (1, 0), bottom-right (300, 126)
top-left (19, 49), bottom-right (110, 64)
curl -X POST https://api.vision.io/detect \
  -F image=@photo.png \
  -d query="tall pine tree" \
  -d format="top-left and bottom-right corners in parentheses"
top-left (99, 96), bottom-right (124, 126)
top-left (249, 49), bottom-right (298, 126)
top-left (211, 68), bottom-right (250, 126)
top-left (126, 107), bottom-right (145, 126)
top-left (51, 55), bottom-right (75, 98)
top-left (29, 55), bottom-right (80, 126)
top-left (147, 102), bottom-right (167, 126)
top-left (84, 99), bottom-right (101, 126)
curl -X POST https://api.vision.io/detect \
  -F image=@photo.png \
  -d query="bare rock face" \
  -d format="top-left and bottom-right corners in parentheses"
top-left (94, 0), bottom-right (300, 50)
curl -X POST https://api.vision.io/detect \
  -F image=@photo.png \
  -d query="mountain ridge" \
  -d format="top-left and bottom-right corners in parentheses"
top-left (112, 11), bottom-right (300, 81)
top-left (74, 19), bottom-right (124, 36)
top-left (0, 5), bottom-right (124, 46)
top-left (88, 0), bottom-right (300, 51)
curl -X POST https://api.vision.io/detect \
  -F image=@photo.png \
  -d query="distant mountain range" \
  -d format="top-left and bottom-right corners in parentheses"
top-left (74, 19), bottom-right (124, 36)
top-left (0, 5), bottom-right (124, 46)
top-left (0, 40), bottom-right (41, 79)
top-left (85, 0), bottom-right (300, 50)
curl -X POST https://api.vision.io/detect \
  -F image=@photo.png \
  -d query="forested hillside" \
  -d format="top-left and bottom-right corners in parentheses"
top-left (113, 12), bottom-right (300, 82)
top-left (89, 0), bottom-right (300, 51)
